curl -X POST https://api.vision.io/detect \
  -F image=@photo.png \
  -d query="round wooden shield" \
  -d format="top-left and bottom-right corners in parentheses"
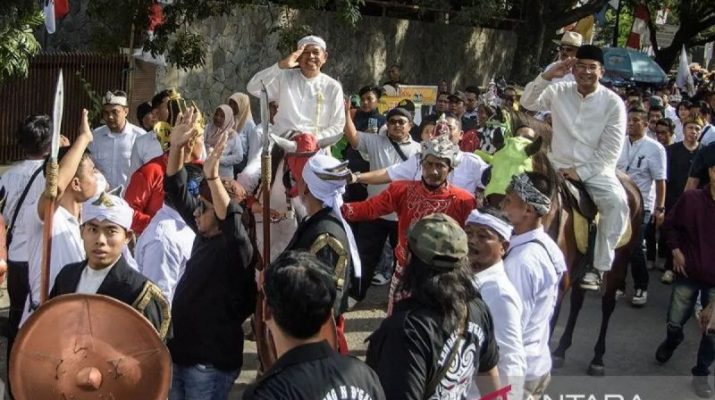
top-left (10, 294), bottom-right (171, 400)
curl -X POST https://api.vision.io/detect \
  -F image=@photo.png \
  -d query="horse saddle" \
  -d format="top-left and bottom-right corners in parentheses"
top-left (562, 178), bottom-right (632, 255)
top-left (562, 179), bottom-right (598, 220)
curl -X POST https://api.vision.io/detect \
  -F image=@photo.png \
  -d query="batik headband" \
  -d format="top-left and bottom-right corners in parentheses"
top-left (507, 173), bottom-right (551, 216)
top-left (103, 91), bottom-right (128, 107)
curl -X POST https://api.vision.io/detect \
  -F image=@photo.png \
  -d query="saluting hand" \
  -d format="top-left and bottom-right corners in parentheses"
top-left (543, 57), bottom-right (577, 80)
top-left (279, 45), bottom-right (306, 69)
top-left (204, 131), bottom-right (228, 178)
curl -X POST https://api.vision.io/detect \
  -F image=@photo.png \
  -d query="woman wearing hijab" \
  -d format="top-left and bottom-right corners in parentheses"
top-left (228, 92), bottom-right (257, 175)
top-left (205, 104), bottom-right (242, 178)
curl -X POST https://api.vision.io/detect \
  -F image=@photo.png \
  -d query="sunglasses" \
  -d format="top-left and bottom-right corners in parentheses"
top-left (388, 118), bottom-right (409, 126)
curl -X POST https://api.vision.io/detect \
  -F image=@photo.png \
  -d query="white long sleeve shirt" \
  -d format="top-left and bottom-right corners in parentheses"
top-left (504, 227), bottom-right (566, 380)
top-left (521, 75), bottom-right (627, 181)
top-left (135, 204), bottom-right (195, 303)
top-left (247, 63), bottom-right (345, 146)
top-left (236, 124), bottom-right (269, 194)
top-left (473, 261), bottom-right (526, 400)
top-left (129, 130), bottom-right (164, 177)
top-left (90, 122), bottom-right (146, 189)
top-left (0, 159), bottom-right (46, 262)
top-left (386, 151), bottom-right (489, 195)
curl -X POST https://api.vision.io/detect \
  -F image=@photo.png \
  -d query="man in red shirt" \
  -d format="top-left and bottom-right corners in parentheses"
top-left (342, 135), bottom-right (476, 313)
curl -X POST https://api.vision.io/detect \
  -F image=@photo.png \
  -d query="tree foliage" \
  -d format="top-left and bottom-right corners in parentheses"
top-left (0, 2), bottom-right (44, 83)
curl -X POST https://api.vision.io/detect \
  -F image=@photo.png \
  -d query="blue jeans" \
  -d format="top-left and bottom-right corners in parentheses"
top-left (169, 363), bottom-right (239, 400)
top-left (664, 278), bottom-right (715, 376)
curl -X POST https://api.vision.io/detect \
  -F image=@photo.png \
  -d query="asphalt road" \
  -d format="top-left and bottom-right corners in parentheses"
top-left (0, 269), bottom-right (710, 400)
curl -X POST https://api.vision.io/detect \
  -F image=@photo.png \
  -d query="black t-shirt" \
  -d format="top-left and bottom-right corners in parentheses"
top-left (243, 341), bottom-right (386, 400)
top-left (666, 142), bottom-right (700, 207)
top-left (365, 298), bottom-right (499, 400)
top-left (689, 142), bottom-right (715, 187)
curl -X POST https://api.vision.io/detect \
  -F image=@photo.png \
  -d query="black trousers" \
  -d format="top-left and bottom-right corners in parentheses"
top-left (6, 259), bottom-right (29, 398)
top-left (350, 219), bottom-right (398, 301)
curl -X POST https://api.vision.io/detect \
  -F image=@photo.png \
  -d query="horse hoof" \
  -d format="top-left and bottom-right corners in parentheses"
top-left (552, 355), bottom-right (565, 369)
top-left (588, 363), bottom-right (605, 376)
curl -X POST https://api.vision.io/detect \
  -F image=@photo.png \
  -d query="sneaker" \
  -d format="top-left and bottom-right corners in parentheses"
top-left (579, 270), bottom-right (603, 291)
top-left (661, 270), bottom-right (674, 284)
top-left (631, 289), bottom-right (647, 306)
top-left (692, 376), bottom-right (713, 398)
top-left (655, 340), bottom-right (677, 363)
top-left (371, 273), bottom-right (390, 286)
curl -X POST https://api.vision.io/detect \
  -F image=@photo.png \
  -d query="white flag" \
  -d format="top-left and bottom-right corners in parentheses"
top-left (43, 0), bottom-right (56, 34)
top-left (705, 42), bottom-right (714, 72)
top-left (676, 45), bottom-right (695, 97)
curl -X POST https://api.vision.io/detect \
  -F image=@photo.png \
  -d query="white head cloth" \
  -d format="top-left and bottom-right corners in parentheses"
top-left (465, 209), bottom-right (513, 240)
top-left (102, 91), bottom-right (128, 107)
top-left (301, 154), bottom-right (361, 278)
top-left (297, 35), bottom-right (327, 51)
top-left (82, 192), bottom-right (139, 271)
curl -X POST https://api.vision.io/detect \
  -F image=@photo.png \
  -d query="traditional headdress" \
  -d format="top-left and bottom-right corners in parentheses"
top-left (506, 173), bottom-right (552, 216)
top-left (465, 209), bottom-right (513, 241)
top-left (301, 154), bottom-right (361, 278)
top-left (421, 134), bottom-right (460, 168)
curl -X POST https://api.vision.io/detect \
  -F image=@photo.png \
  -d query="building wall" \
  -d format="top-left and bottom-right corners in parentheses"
top-left (155, 5), bottom-right (517, 115)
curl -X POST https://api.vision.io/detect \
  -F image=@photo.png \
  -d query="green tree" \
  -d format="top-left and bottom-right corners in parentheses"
top-left (0, 2), bottom-right (44, 83)
top-left (639, 0), bottom-right (715, 72)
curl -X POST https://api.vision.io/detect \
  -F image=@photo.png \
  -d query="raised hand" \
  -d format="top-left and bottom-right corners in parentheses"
top-left (78, 109), bottom-right (93, 142)
top-left (543, 57), bottom-right (577, 80)
top-left (279, 45), bottom-right (306, 69)
top-left (204, 131), bottom-right (228, 179)
top-left (170, 106), bottom-right (198, 148)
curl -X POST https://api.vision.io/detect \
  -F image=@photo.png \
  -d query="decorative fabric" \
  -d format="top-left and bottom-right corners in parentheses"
top-left (302, 154), bottom-right (361, 278)
top-left (465, 209), bottom-right (513, 241)
top-left (507, 173), bottom-right (551, 216)
top-left (103, 91), bottom-right (128, 107)
top-left (420, 134), bottom-right (460, 168)
top-left (297, 35), bottom-right (327, 51)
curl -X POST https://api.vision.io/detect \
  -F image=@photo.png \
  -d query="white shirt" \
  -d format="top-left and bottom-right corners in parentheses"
top-left (76, 262), bottom-right (115, 294)
top-left (521, 76), bottom-right (627, 181)
top-left (700, 124), bottom-right (715, 146)
top-left (504, 227), bottom-right (566, 380)
top-left (21, 203), bottom-right (85, 326)
top-left (129, 130), bottom-right (164, 177)
top-left (673, 117), bottom-right (684, 143)
top-left (236, 124), bottom-right (269, 194)
top-left (386, 151), bottom-right (488, 194)
top-left (0, 159), bottom-right (46, 261)
top-left (90, 122), bottom-right (146, 189)
top-left (665, 104), bottom-right (678, 121)
top-left (135, 204), bottom-right (195, 302)
top-left (473, 261), bottom-right (526, 400)
top-left (357, 131), bottom-right (421, 220)
top-left (247, 63), bottom-right (345, 147)
top-left (617, 135), bottom-right (667, 212)
top-left (544, 61), bottom-right (575, 83)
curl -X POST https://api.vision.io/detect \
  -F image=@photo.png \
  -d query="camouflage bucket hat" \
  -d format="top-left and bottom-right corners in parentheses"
top-left (407, 213), bottom-right (468, 271)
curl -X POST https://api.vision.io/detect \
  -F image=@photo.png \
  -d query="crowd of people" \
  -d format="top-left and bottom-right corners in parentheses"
top-left (1, 31), bottom-right (715, 399)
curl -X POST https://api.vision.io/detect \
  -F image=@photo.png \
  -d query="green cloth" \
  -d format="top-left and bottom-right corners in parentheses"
top-left (332, 136), bottom-right (350, 160)
top-left (483, 136), bottom-right (534, 196)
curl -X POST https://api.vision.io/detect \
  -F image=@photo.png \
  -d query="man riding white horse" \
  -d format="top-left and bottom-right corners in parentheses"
top-left (247, 35), bottom-right (346, 257)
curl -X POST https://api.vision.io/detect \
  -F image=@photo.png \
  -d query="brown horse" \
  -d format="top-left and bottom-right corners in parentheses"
top-left (508, 111), bottom-right (644, 376)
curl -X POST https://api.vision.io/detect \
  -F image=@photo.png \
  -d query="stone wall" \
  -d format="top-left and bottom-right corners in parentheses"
top-left (156, 5), bottom-right (517, 115)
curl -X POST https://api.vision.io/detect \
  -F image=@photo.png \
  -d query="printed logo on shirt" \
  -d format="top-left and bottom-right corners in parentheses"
top-left (429, 322), bottom-right (485, 399)
top-left (321, 385), bottom-right (375, 400)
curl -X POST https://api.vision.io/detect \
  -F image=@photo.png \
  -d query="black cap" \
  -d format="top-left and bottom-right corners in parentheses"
top-left (575, 44), bottom-right (604, 65)
top-left (448, 91), bottom-right (466, 103)
top-left (386, 107), bottom-right (413, 123)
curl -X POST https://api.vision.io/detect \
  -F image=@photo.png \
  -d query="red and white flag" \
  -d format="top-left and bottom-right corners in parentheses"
top-left (626, 3), bottom-right (650, 49)
top-left (44, 0), bottom-right (70, 34)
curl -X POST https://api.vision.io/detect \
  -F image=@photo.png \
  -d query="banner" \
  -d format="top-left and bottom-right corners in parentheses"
top-left (378, 85), bottom-right (438, 114)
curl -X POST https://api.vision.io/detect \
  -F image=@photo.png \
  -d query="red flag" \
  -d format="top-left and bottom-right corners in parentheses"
top-left (626, 3), bottom-right (649, 49)
top-left (54, 0), bottom-right (69, 19)
top-left (148, 1), bottom-right (165, 32)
